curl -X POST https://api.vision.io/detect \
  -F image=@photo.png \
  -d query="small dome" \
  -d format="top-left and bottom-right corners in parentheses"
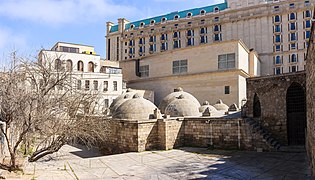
top-left (213, 99), bottom-right (229, 111)
top-left (199, 101), bottom-right (218, 113)
top-left (113, 94), bottom-right (157, 120)
top-left (159, 88), bottom-right (200, 114)
top-left (109, 89), bottom-right (141, 114)
top-left (165, 95), bottom-right (201, 117)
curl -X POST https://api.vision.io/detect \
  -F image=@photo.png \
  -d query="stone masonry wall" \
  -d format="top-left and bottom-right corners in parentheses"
top-left (306, 18), bottom-right (315, 177)
top-left (246, 72), bottom-right (306, 145)
top-left (158, 119), bottom-right (185, 150)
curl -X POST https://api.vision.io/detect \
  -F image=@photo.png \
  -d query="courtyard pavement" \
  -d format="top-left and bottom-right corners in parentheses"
top-left (21, 145), bottom-right (311, 180)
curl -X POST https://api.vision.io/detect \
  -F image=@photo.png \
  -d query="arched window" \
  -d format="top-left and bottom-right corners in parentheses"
top-left (140, 22), bottom-right (145, 28)
top-left (130, 24), bottom-right (135, 29)
top-left (77, 61), bottom-right (84, 72)
top-left (200, 9), bottom-right (206, 15)
top-left (150, 20), bottom-right (155, 25)
top-left (305, 10), bottom-right (311, 18)
top-left (291, 54), bottom-right (297, 62)
top-left (88, 62), bottom-right (95, 72)
top-left (214, 7), bottom-right (220, 13)
top-left (275, 56), bottom-right (281, 64)
top-left (187, 12), bottom-right (192, 18)
top-left (66, 60), bottom-right (73, 72)
top-left (174, 15), bottom-right (179, 20)
top-left (214, 25), bottom-right (220, 32)
top-left (274, 15), bottom-right (281, 23)
top-left (290, 13), bottom-right (296, 20)
top-left (55, 59), bottom-right (62, 70)
top-left (161, 17), bottom-right (167, 23)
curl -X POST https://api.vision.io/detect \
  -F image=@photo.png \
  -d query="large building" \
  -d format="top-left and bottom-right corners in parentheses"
top-left (39, 42), bottom-right (123, 112)
top-left (106, 0), bottom-right (314, 75)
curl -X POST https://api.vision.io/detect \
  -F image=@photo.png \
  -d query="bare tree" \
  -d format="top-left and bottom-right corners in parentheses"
top-left (0, 54), bottom-right (107, 171)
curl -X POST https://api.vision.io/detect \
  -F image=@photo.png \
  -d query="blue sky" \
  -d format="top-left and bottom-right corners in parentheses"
top-left (0, 0), bottom-right (223, 64)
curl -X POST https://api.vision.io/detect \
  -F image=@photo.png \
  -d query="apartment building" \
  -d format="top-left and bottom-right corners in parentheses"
top-left (39, 42), bottom-right (123, 112)
top-left (106, 0), bottom-right (314, 75)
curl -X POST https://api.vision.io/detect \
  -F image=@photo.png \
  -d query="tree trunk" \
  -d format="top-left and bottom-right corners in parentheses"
top-left (28, 140), bottom-right (65, 162)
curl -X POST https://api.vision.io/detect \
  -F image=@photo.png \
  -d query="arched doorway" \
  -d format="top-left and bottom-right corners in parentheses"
top-left (286, 83), bottom-right (306, 145)
top-left (253, 93), bottom-right (261, 118)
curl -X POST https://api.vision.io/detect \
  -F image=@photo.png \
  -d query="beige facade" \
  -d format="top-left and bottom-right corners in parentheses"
top-left (120, 40), bottom-right (259, 107)
top-left (106, 0), bottom-right (314, 75)
top-left (39, 42), bottom-right (123, 111)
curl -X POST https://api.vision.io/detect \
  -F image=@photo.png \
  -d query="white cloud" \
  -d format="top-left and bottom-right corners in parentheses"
top-left (0, 26), bottom-right (26, 50)
top-left (0, 0), bottom-right (137, 26)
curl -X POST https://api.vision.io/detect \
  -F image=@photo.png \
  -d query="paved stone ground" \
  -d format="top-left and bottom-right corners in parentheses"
top-left (21, 145), bottom-right (311, 180)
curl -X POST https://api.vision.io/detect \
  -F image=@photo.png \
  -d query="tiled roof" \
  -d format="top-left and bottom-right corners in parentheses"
top-left (109, 2), bottom-right (228, 33)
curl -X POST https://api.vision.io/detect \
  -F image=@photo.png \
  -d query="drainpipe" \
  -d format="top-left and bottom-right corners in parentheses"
top-left (238, 120), bottom-right (241, 149)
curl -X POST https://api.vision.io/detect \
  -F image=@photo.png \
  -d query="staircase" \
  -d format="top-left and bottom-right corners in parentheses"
top-left (245, 118), bottom-right (282, 151)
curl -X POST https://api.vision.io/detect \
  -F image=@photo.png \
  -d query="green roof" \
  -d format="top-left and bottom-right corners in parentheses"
top-left (109, 2), bottom-right (228, 33)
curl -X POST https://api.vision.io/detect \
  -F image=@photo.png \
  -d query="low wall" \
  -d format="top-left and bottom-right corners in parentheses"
top-left (100, 117), bottom-right (272, 154)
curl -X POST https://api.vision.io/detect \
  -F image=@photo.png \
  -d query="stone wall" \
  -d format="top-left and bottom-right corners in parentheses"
top-left (246, 72), bottom-right (306, 145)
top-left (306, 18), bottom-right (315, 177)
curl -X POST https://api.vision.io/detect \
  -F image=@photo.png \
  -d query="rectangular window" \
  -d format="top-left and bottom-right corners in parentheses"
top-left (113, 81), bottom-right (118, 91)
top-left (275, 45), bottom-right (281, 52)
top-left (274, 25), bottom-right (281, 32)
top-left (291, 66), bottom-right (297, 72)
top-left (275, 67), bottom-right (281, 75)
top-left (275, 35), bottom-right (281, 43)
top-left (218, 53), bottom-right (236, 70)
top-left (77, 80), bottom-right (82, 90)
top-left (173, 60), bottom-right (188, 75)
top-left (224, 86), bottom-right (230, 94)
top-left (85, 80), bottom-right (90, 91)
top-left (104, 99), bottom-right (109, 108)
top-left (290, 33), bottom-right (297, 41)
top-left (305, 20), bottom-right (311, 28)
top-left (173, 40), bottom-right (181, 49)
top-left (200, 36), bottom-right (207, 44)
top-left (290, 22), bottom-right (296, 31)
top-left (103, 81), bottom-right (108, 92)
top-left (214, 34), bottom-right (222, 41)
top-left (305, 31), bottom-right (311, 39)
top-left (93, 80), bottom-right (98, 91)
top-left (139, 65), bottom-right (149, 77)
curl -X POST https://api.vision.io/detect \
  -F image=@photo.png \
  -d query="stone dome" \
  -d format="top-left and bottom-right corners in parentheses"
top-left (112, 94), bottom-right (158, 120)
top-left (164, 95), bottom-right (201, 117)
top-left (109, 88), bottom-right (140, 114)
top-left (199, 101), bottom-right (218, 113)
top-left (159, 87), bottom-right (200, 114)
top-left (213, 99), bottom-right (229, 111)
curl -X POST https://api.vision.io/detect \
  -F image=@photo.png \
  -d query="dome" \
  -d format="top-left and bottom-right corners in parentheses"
top-left (109, 88), bottom-right (140, 114)
top-left (213, 99), bottom-right (229, 111)
top-left (159, 87), bottom-right (200, 114)
top-left (165, 95), bottom-right (201, 117)
top-left (199, 101), bottom-right (218, 113)
top-left (113, 94), bottom-right (158, 120)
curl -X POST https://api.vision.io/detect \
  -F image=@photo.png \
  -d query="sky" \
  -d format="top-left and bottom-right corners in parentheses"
top-left (0, 0), bottom-right (224, 64)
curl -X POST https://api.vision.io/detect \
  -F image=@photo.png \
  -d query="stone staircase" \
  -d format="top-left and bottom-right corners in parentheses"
top-left (245, 118), bottom-right (282, 151)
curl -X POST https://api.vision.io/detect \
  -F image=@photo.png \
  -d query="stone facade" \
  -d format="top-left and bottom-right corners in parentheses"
top-left (100, 117), bottom-right (275, 155)
top-left (246, 72), bottom-right (306, 145)
top-left (306, 13), bottom-right (315, 177)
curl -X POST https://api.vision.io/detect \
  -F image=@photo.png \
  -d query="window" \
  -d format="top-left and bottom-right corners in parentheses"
top-left (275, 35), bottom-right (281, 43)
top-left (214, 7), bottom-right (220, 13)
top-left (305, 1), bottom-right (310, 6)
top-left (200, 10), bottom-right (206, 15)
top-left (139, 38), bottom-right (145, 45)
top-left (130, 24), bottom-right (135, 29)
top-left (174, 15), bottom-right (179, 20)
top-left (129, 39), bottom-right (135, 46)
top-left (200, 27), bottom-right (207, 34)
top-left (77, 80), bottom-right (82, 90)
top-left (161, 17), bottom-right (167, 23)
top-left (305, 10), bottom-right (311, 18)
top-left (104, 99), bottom-right (109, 108)
top-left (161, 42), bottom-right (168, 51)
top-left (187, 38), bottom-right (194, 46)
top-left (103, 81), bottom-right (108, 91)
top-left (173, 60), bottom-right (188, 74)
top-left (77, 61), bottom-right (84, 72)
top-left (85, 80), bottom-right (90, 91)
top-left (291, 54), bottom-right (298, 62)
top-left (66, 60), bottom-right (73, 72)
top-left (173, 40), bottom-right (181, 49)
top-left (290, 13), bottom-right (296, 20)
top-left (93, 80), bottom-right (98, 90)
top-left (55, 59), bottom-right (62, 71)
top-left (173, 31), bottom-right (180, 38)
top-left (275, 56), bottom-right (282, 64)
top-left (275, 45), bottom-right (281, 52)
top-left (224, 86), bottom-right (230, 94)
top-left (149, 44), bottom-right (156, 53)
top-left (88, 62), bottom-right (94, 72)
top-left (140, 22), bottom-right (145, 28)
top-left (305, 20), bottom-right (311, 28)
top-left (306, 31), bottom-right (311, 39)
top-left (290, 33), bottom-right (297, 41)
top-left (187, 30), bottom-right (193, 37)
top-left (161, 33), bottom-right (167, 41)
top-left (275, 67), bottom-right (281, 75)
top-left (218, 53), bottom-right (235, 70)
top-left (289, 3), bottom-right (295, 9)
top-left (290, 22), bottom-right (296, 31)
top-left (187, 12), bottom-right (192, 18)
top-left (150, 20), bottom-right (155, 25)
top-left (214, 17), bottom-right (219, 22)
top-left (274, 25), bottom-right (281, 32)
top-left (290, 43), bottom-right (296, 50)
top-left (214, 34), bottom-right (222, 41)
top-left (274, 15), bottom-right (281, 23)
top-left (291, 66), bottom-right (298, 72)
top-left (274, 6), bottom-right (279, 12)
top-left (113, 81), bottom-right (118, 91)
top-left (139, 65), bottom-right (149, 77)
top-left (200, 35), bottom-right (207, 44)
top-left (214, 25), bottom-right (221, 32)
